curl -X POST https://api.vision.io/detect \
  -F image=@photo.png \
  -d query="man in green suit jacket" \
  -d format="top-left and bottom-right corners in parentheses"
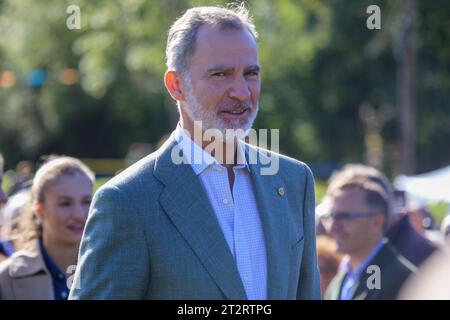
top-left (69, 5), bottom-right (320, 300)
top-left (322, 166), bottom-right (415, 300)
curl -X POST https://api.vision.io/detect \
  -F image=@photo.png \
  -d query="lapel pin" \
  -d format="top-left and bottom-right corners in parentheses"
top-left (277, 187), bottom-right (285, 196)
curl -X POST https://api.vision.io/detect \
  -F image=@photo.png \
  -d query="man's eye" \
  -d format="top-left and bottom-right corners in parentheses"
top-left (211, 72), bottom-right (226, 77)
top-left (246, 71), bottom-right (259, 77)
top-left (338, 213), bottom-right (352, 220)
top-left (59, 202), bottom-right (71, 207)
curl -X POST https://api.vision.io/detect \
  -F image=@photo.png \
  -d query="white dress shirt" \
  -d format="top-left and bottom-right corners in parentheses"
top-left (173, 125), bottom-right (268, 299)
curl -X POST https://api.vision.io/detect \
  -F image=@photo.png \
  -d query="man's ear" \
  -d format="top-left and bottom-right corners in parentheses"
top-left (164, 70), bottom-right (185, 102)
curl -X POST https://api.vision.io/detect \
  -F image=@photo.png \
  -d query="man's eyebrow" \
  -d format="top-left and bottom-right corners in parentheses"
top-left (245, 65), bottom-right (260, 72)
top-left (205, 64), bottom-right (260, 75)
top-left (205, 65), bottom-right (233, 74)
top-left (57, 196), bottom-right (72, 200)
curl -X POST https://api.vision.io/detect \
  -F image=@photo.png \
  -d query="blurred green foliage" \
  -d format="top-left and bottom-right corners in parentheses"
top-left (429, 201), bottom-right (449, 227)
top-left (315, 179), bottom-right (327, 202)
top-left (0, 0), bottom-right (449, 178)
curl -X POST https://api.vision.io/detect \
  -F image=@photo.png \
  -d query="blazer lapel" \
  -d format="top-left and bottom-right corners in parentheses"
top-left (246, 146), bottom-right (293, 299)
top-left (325, 270), bottom-right (346, 300)
top-left (154, 136), bottom-right (247, 300)
top-left (351, 241), bottom-right (390, 300)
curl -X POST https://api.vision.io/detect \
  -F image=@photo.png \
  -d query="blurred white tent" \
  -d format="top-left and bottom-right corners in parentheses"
top-left (394, 165), bottom-right (450, 204)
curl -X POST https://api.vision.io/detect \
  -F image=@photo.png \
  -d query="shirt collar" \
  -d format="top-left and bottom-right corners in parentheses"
top-left (343, 239), bottom-right (386, 279)
top-left (172, 124), bottom-right (249, 175)
top-left (39, 237), bottom-right (66, 280)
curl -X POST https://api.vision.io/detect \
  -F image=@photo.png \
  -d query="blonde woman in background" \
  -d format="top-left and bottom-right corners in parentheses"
top-left (0, 156), bottom-right (94, 299)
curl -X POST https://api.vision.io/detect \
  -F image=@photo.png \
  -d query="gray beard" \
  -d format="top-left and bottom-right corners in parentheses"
top-left (182, 80), bottom-right (258, 136)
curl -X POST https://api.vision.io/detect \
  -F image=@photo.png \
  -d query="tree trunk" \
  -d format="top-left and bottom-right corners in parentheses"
top-left (397, 0), bottom-right (417, 175)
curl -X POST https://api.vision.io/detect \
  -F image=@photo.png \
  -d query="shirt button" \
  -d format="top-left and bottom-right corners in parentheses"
top-left (58, 273), bottom-right (64, 279)
top-left (222, 198), bottom-right (229, 205)
top-left (61, 291), bottom-right (68, 298)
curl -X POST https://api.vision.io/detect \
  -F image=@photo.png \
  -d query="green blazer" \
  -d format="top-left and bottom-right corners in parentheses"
top-left (69, 134), bottom-right (321, 300)
top-left (325, 241), bottom-right (416, 300)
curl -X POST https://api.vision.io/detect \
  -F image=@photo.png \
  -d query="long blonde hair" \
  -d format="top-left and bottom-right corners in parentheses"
top-left (15, 156), bottom-right (95, 250)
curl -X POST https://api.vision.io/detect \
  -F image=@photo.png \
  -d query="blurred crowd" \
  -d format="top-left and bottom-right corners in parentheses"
top-left (0, 152), bottom-right (449, 299)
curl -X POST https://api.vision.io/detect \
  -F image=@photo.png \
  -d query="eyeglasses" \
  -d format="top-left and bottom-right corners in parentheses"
top-left (320, 211), bottom-right (376, 225)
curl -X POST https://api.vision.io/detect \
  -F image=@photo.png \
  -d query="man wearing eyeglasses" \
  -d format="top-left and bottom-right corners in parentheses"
top-left (323, 175), bottom-right (415, 300)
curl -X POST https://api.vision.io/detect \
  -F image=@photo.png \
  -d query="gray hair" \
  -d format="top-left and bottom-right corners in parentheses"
top-left (166, 4), bottom-right (258, 76)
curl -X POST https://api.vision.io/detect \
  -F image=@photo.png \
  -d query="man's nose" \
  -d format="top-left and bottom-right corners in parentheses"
top-left (228, 75), bottom-right (251, 102)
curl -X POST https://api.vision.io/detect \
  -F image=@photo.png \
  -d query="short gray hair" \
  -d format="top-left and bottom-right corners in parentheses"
top-left (166, 4), bottom-right (258, 75)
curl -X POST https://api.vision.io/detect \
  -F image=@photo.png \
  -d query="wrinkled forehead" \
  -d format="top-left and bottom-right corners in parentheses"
top-left (196, 22), bottom-right (257, 43)
top-left (189, 25), bottom-right (259, 70)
